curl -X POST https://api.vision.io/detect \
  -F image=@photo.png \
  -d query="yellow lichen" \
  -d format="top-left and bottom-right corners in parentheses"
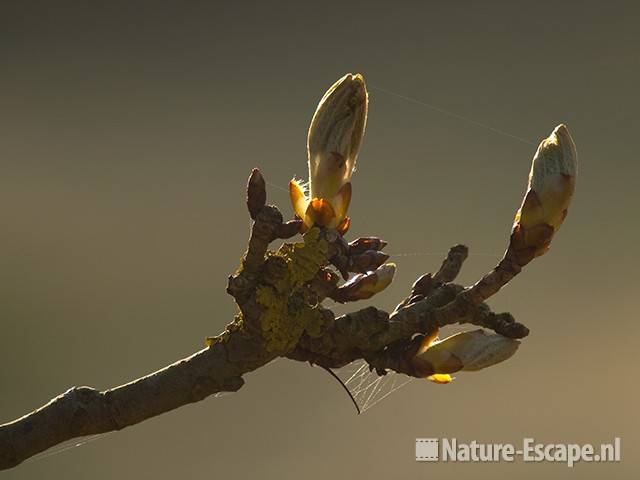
top-left (302, 308), bottom-right (332, 338)
top-left (255, 228), bottom-right (330, 353)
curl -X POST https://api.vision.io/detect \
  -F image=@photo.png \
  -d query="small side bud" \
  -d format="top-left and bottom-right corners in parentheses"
top-left (333, 263), bottom-right (396, 302)
top-left (412, 329), bottom-right (520, 379)
top-left (247, 168), bottom-right (267, 220)
top-left (309, 267), bottom-right (341, 301)
top-left (348, 237), bottom-right (388, 255)
top-left (275, 219), bottom-right (303, 239)
top-left (349, 250), bottom-right (390, 273)
top-left (511, 124), bottom-right (577, 262)
top-left (411, 273), bottom-right (433, 297)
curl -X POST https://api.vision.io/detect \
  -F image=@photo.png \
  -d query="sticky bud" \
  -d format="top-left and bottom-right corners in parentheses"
top-left (334, 263), bottom-right (396, 302)
top-left (511, 124), bottom-right (577, 261)
top-left (348, 237), bottom-right (388, 255)
top-left (411, 273), bottom-right (433, 297)
top-left (246, 168), bottom-right (266, 220)
top-left (290, 73), bottom-right (368, 234)
top-left (412, 329), bottom-right (520, 381)
top-left (275, 219), bottom-right (303, 239)
top-left (349, 250), bottom-right (390, 273)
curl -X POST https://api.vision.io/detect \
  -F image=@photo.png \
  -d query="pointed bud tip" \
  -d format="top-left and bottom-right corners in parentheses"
top-left (248, 168), bottom-right (265, 186)
top-left (320, 72), bottom-right (368, 107)
top-left (511, 124), bottom-right (578, 257)
top-left (380, 262), bottom-right (396, 273)
top-left (553, 123), bottom-right (567, 135)
top-left (247, 168), bottom-right (267, 219)
top-left (337, 72), bottom-right (366, 88)
top-left (373, 262), bottom-right (396, 291)
top-left (539, 123), bottom-right (577, 177)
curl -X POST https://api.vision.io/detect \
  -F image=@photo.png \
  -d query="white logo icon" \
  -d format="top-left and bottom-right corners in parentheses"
top-left (415, 438), bottom-right (439, 462)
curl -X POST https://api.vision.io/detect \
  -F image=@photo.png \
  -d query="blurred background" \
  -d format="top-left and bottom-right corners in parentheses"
top-left (2, 1), bottom-right (638, 478)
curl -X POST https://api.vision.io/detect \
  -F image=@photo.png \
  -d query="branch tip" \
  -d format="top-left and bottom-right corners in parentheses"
top-left (247, 168), bottom-right (267, 220)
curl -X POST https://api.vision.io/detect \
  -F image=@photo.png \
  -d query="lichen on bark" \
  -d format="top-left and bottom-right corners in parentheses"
top-left (255, 227), bottom-right (330, 353)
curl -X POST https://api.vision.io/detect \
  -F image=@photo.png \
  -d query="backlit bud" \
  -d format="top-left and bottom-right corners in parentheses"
top-left (290, 73), bottom-right (368, 234)
top-left (412, 329), bottom-right (520, 383)
top-left (511, 124), bottom-right (577, 260)
top-left (411, 273), bottom-right (433, 297)
top-left (334, 263), bottom-right (396, 302)
top-left (246, 168), bottom-right (266, 220)
top-left (349, 250), bottom-right (390, 273)
top-left (275, 219), bottom-right (303, 239)
top-left (348, 237), bottom-right (388, 255)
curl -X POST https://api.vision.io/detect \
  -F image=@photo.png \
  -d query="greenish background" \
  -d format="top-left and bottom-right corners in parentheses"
top-left (2, 1), bottom-right (638, 478)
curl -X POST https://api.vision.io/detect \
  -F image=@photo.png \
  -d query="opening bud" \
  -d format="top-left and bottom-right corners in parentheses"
top-left (511, 124), bottom-right (577, 260)
top-left (290, 73), bottom-right (368, 234)
top-left (412, 329), bottom-right (520, 383)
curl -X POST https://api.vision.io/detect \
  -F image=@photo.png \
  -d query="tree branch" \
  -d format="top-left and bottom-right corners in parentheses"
top-left (0, 335), bottom-right (267, 470)
top-left (0, 101), bottom-right (577, 467)
top-left (0, 164), bottom-right (551, 470)
top-left (0, 171), bottom-right (534, 470)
